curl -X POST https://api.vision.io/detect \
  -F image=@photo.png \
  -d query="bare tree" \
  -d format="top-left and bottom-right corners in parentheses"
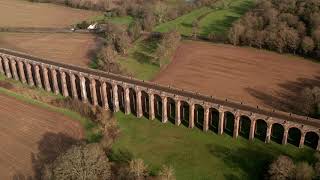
top-left (301, 36), bottom-right (315, 54)
top-left (228, 21), bottom-right (245, 46)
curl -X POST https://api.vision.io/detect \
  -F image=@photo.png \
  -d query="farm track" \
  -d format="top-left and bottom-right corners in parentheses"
top-left (0, 93), bottom-right (84, 179)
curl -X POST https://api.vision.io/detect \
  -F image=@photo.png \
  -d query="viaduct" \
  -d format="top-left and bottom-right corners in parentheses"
top-left (1, 48), bottom-right (320, 150)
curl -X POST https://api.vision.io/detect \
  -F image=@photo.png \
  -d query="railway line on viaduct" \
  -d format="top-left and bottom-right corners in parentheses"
top-left (1, 48), bottom-right (320, 150)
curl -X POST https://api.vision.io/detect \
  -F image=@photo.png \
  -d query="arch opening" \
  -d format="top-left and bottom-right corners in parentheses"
top-left (209, 108), bottom-right (219, 133)
top-left (224, 111), bottom-right (234, 136)
top-left (129, 88), bottom-right (136, 115)
top-left (194, 104), bottom-right (204, 130)
top-left (167, 97), bottom-right (175, 124)
top-left (141, 91), bottom-right (149, 118)
top-left (117, 85), bottom-right (125, 112)
top-left (180, 101), bottom-right (189, 127)
top-left (239, 116), bottom-right (251, 139)
top-left (255, 119), bottom-right (267, 141)
top-left (271, 123), bottom-right (284, 144)
top-left (288, 127), bottom-right (301, 147)
top-left (154, 94), bottom-right (162, 121)
top-left (304, 131), bottom-right (319, 150)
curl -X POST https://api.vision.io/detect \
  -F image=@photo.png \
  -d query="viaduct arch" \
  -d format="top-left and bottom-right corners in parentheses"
top-left (1, 48), bottom-right (320, 150)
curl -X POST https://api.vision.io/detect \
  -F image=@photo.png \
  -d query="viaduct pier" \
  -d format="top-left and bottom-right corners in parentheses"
top-left (1, 48), bottom-right (320, 150)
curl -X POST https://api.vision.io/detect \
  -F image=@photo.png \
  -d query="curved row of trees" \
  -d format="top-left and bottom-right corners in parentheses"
top-left (228, 0), bottom-right (320, 59)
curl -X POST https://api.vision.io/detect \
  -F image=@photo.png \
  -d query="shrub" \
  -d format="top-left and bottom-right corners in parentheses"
top-left (42, 143), bottom-right (112, 180)
top-left (292, 162), bottom-right (314, 180)
top-left (158, 165), bottom-right (176, 180)
top-left (268, 155), bottom-right (295, 180)
top-left (128, 159), bottom-right (148, 180)
top-left (154, 30), bottom-right (181, 67)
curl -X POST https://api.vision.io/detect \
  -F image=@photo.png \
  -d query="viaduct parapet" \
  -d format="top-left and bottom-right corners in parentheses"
top-left (1, 48), bottom-right (320, 150)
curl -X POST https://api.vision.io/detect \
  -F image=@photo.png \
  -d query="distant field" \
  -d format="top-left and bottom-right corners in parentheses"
top-left (153, 41), bottom-right (320, 112)
top-left (0, 0), bottom-right (100, 28)
top-left (0, 32), bottom-right (103, 67)
top-left (154, 0), bottom-right (253, 37)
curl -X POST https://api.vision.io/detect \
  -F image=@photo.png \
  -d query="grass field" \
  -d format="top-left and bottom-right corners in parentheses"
top-left (113, 112), bottom-right (315, 180)
top-left (154, 0), bottom-right (254, 37)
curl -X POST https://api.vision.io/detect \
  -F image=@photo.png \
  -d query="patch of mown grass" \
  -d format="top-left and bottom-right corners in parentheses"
top-left (154, 0), bottom-right (254, 37)
top-left (113, 112), bottom-right (315, 180)
top-left (90, 15), bottom-right (134, 25)
top-left (0, 83), bottom-right (100, 143)
top-left (154, 7), bottom-right (213, 36)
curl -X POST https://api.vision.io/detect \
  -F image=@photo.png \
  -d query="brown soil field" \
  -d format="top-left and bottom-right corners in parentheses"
top-left (0, 93), bottom-right (84, 179)
top-left (0, 0), bottom-right (100, 28)
top-left (0, 32), bottom-right (102, 67)
top-left (154, 41), bottom-right (320, 112)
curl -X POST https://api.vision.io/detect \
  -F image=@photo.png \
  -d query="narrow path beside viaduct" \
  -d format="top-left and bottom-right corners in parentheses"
top-left (1, 48), bottom-right (320, 150)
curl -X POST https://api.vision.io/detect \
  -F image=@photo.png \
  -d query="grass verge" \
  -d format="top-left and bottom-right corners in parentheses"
top-left (154, 0), bottom-right (254, 37)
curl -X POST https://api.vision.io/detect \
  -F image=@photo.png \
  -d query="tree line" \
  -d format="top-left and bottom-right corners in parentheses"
top-left (228, 0), bottom-right (320, 59)
top-left (27, 0), bottom-right (113, 10)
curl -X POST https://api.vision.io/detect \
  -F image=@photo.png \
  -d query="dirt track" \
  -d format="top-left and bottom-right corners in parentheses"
top-left (154, 41), bottom-right (320, 111)
top-left (0, 32), bottom-right (102, 67)
top-left (0, 0), bottom-right (99, 28)
top-left (0, 94), bottom-right (84, 179)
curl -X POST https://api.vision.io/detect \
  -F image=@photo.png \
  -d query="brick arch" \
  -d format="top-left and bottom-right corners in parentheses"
top-left (129, 87), bottom-right (137, 115)
top-left (239, 115), bottom-right (251, 139)
top-left (304, 131), bottom-right (319, 149)
top-left (288, 127), bottom-right (302, 147)
top-left (209, 107), bottom-right (219, 133)
top-left (194, 103), bottom-right (204, 129)
top-left (180, 100), bottom-right (190, 127)
top-left (141, 90), bottom-right (149, 118)
top-left (255, 119), bottom-right (268, 141)
top-left (224, 111), bottom-right (235, 136)
top-left (271, 123), bottom-right (285, 144)
top-left (117, 85), bottom-right (125, 112)
top-left (166, 96), bottom-right (175, 124)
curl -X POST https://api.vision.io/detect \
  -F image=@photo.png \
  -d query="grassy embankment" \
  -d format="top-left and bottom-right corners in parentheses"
top-left (113, 112), bottom-right (315, 180)
top-left (0, 75), bottom-right (100, 142)
top-left (155, 0), bottom-right (254, 37)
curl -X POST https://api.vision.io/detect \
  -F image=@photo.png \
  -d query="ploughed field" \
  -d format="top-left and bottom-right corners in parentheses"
top-left (154, 41), bottom-right (320, 112)
top-left (0, 94), bottom-right (84, 179)
top-left (0, 32), bottom-right (102, 67)
top-left (0, 0), bottom-right (99, 28)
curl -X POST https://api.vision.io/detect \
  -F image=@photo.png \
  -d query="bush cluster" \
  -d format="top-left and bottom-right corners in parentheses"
top-left (51, 98), bottom-right (120, 149)
top-left (154, 30), bottom-right (181, 67)
top-left (267, 154), bottom-right (320, 180)
top-left (228, 0), bottom-right (320, 59)
top-left (112, 0), bottom-right (220, 31)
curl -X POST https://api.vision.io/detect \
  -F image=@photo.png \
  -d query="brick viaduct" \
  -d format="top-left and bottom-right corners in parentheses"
top-left (1, 48), bottom-right (320, 150)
